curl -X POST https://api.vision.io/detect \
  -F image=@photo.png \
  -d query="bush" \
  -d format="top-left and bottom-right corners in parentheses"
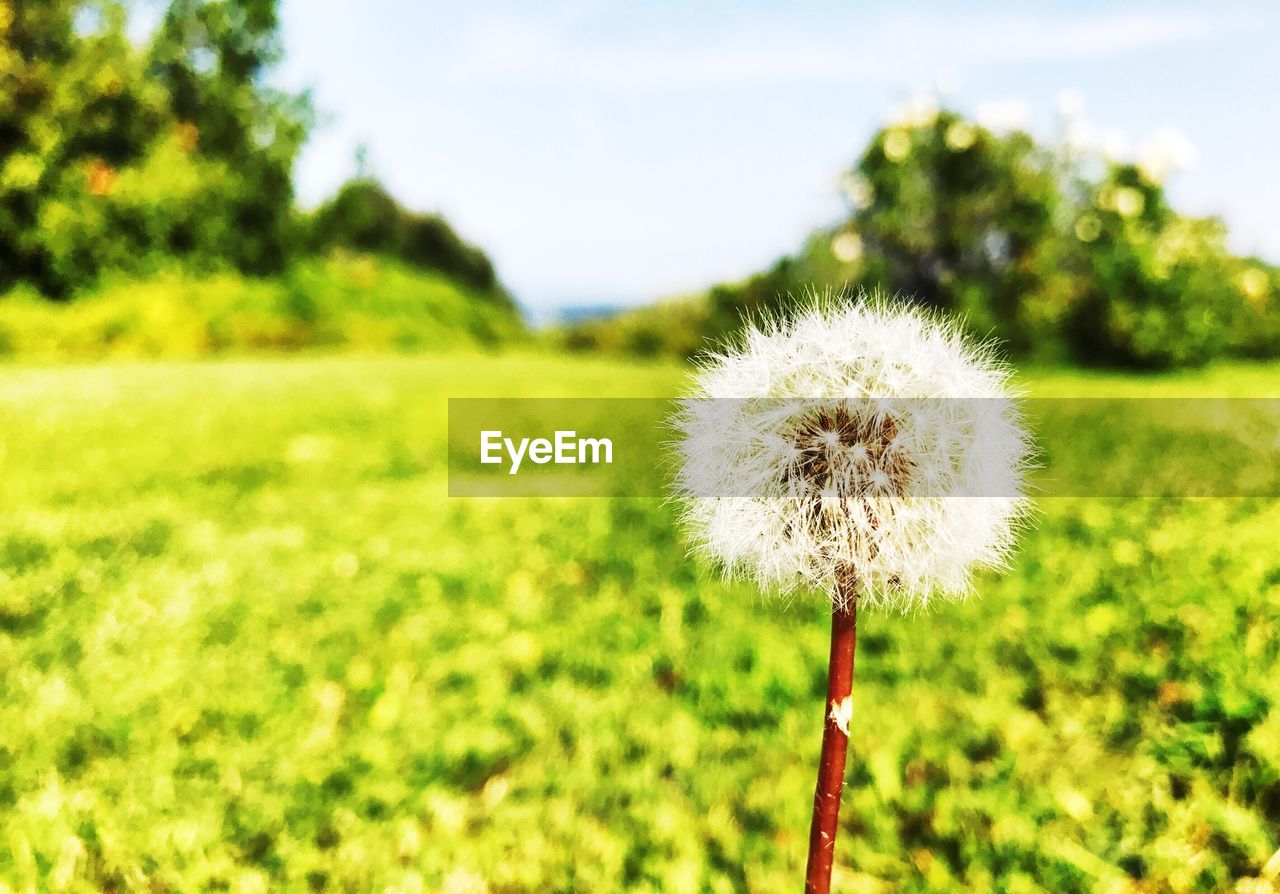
top-left (1225, 263), bottom-right (1280, 358)
top-left (557, 297), bottom-right (713, 359)
top-left (308, 179), bottom-right (511, 307)
top-left (0, 254), bottom-right (524, 360)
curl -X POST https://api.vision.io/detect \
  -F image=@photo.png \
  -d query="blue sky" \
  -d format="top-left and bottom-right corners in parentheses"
top-left (275, 1), bottom-right (1280, 315)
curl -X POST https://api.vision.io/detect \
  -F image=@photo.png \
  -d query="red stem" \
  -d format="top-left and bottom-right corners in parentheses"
top-left (804, 591), bottom-right (858, 894)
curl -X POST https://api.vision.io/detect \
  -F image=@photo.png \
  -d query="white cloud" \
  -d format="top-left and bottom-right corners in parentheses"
top-left (1101, 129), bottom-right (1132, 161)
top-left (1139, 127), bottom-right (1198, 180)
top-left (1056, 88), bottom-right (1086, 120)
top-left (976, 99), bottom-right (1030, 133)
top-left (449, 8), bottom-right (1229, 91)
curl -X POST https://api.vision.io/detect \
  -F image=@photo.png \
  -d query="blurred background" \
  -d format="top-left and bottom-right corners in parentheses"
top-left (1, 2), bottom-right (1279, 892)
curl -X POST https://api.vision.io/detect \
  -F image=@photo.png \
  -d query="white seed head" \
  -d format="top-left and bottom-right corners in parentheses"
top-left (671, 294), bottom-right (1031, 613)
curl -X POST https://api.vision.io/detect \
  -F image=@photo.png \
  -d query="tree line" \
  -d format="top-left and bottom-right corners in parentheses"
top-left (568, 108), bottom-right (1277, 369)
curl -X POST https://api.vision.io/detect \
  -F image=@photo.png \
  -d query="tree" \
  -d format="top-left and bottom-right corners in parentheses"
top-left (146, 0), bottom-right (309, 274)
top-left (0, 0), bottom-right (309, 297)
top-left (1, 1), bottom-right (151, 295)
top-left (851, 110), bottom-right (1062, 356)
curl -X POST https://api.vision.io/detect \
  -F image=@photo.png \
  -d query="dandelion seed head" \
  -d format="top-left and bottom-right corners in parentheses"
top-left (671, 293), bottom-right (1031, 613)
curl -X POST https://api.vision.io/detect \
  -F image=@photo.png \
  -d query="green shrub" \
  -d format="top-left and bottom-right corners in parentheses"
top-left (1059, 166), bottom-right (1243, 368)
top-left (308, 179), bottom-right (511, 308)
top-left (556, 297), bottom-right (713, 359)
top-left (0, 254), bottom-right (524, 360)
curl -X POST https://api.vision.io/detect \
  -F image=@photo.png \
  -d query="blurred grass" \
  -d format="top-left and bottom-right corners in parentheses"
top-left (0, 254), bottom-right (523, 362)
top-left (0, 352), bottom-right (1278, 893)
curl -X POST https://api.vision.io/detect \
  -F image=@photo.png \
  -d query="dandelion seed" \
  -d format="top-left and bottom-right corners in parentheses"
top-left (673, 295), bottom-right (1029, 612)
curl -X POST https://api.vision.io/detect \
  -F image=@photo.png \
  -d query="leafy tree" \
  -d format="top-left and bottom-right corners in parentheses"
top-left (1, 1), bottom-right (140, 294)
top-left (851, 111), bottom-right (1063, 355)
top-left (0, 0), bottom-right (308, 297)
top-left (847, 111), bottom-right (1262, 367)
top-left (147, 0), bottom-right (309, 274)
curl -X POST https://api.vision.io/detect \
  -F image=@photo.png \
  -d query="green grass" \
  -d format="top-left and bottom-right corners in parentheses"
top-left (1, 352), bottom-right (1278, 893)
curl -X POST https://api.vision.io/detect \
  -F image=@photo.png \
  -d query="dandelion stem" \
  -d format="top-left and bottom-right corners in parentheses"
top-left (804, 584), bottom-right (857, 894)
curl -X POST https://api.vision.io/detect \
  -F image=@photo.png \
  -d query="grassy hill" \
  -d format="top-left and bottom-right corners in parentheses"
top-left (0, 352), bottom-right (1277, 892)
top-left (0, 254), bottom-right (524, 362)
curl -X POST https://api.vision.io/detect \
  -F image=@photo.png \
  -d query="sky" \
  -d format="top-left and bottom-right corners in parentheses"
top-left (274, 0), bottom-right (1280, 316)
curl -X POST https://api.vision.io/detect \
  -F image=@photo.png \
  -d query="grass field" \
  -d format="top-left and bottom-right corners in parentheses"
top-left (1, 352), bottom-right (1278, 893)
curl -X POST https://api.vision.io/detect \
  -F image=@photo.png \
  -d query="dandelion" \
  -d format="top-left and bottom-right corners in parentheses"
top-left (671, 295), bottom-right (1030, 893)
